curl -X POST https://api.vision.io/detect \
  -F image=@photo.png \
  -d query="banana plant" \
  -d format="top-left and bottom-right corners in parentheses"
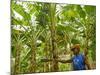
top-left (11, 1), bottom-right (96, 73)
top-left (11, 28), bottom-right (26, 74)
top-left (11, 1), bottom-right (45, 73)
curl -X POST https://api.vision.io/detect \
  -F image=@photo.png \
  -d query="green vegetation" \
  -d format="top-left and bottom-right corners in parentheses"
top-left (11, 0), bottom-right (96, 74)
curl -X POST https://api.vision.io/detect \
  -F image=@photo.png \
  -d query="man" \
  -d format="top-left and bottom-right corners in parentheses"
top-left (41, 44), bottom-right (91, 70)
top-left (58, 44), bottom-right (91, 70)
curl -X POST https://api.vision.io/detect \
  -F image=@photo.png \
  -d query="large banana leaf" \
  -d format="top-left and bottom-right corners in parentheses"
top-left (12, 3), bottom-right (31, 20)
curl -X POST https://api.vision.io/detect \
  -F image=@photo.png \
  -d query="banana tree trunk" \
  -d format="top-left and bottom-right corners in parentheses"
top-left (14, 43), bottom-right (21, 75)
top-left (43, 38), bottom-right (49, 72)
top-left (49, 4), bottom-right (59, 72)
top-left (29, 40), bottom-right (36, 73)
top-left (84, 26), bottom-right (89, 56)
top-left (49, 38), bottom-right (54, 71)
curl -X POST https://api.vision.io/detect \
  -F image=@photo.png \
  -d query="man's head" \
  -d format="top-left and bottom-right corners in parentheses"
top-left (71, 44), bottom-right (80, 55)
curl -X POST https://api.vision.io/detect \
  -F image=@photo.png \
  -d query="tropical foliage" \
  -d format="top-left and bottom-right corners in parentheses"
top-left (11, 0), bottom-right (96, 74)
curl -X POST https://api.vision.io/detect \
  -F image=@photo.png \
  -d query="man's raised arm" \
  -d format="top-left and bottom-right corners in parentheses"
top-left (56, 59), bottom-right (72, 63)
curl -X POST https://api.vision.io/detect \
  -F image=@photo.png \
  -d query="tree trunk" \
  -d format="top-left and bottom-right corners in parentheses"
top-left (49, 38), bottom-right (54, 71)
top-left (14, 44), bottom-right (21, 75)
top-left (43, 39), bottom-right (49, 72)
top-left (84, 28), bottom-right (89, 56)
top-left (29, 40), bottom-right (36, 73)
top-left (49, 4), bottom-right (59, 72)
